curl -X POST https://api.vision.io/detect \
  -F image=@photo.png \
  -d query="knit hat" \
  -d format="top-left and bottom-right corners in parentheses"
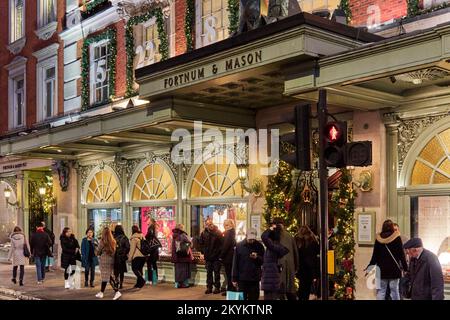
top-left (403, 237), bottom-right (423, 249)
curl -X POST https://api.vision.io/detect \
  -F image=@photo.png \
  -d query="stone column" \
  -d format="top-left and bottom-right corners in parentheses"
top-left (384, 113), bottom-right (400, 226)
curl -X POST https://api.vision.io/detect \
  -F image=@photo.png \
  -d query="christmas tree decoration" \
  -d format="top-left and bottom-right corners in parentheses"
top-left (227, 0), bottom-right (239, 34)
top-left (338, 0), bottom-right (352, 24)
top-left (330, 168), bottom-right (357, 300)
top-left (81, 28), bottom-right (117, 110)
top-left (185, 0), bottom-right (195, 52)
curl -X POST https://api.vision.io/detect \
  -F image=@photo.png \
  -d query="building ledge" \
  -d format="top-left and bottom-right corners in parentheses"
top-left (6, 38), bottom-right (26, 55)
top-left (35, 21), bottom-right (58, 41)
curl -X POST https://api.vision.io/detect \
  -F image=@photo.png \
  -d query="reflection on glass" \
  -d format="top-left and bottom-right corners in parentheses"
top-left (88, 208), bottom-right (122, 239)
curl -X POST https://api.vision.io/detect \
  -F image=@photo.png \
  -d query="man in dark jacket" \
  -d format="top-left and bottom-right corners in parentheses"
top-left (198, 220), bottom-right (223, 294)
top-left (41, 221), bottom-right (55, 272)
top-left (404, 238), bottom-right (444, 300)
top-left (30, 222), bottom-right (52, 284)
top-left (231, 228), bottom-right (265, 300)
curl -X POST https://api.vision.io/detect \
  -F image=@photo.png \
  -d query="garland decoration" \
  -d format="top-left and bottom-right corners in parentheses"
top-left (330, 168), bottom-right (357, 300)
top-left (338, 0), bottom-right (352, 24)
top-left (84, 0), bottom-right (109, 14)
top-left (81, 28), bottom-right (117, 110)
top-left (228, 0), bottom-right (240, 35)
top-left (125, 8), bottom-right (169, 98)
top-left (185, 0), bottom-right (195, 52)
top-left (406, 0), bottom-right (420, 17)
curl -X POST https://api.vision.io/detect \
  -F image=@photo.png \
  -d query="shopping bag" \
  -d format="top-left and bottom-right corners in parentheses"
top-left (45, 256), bottom-right (54, 267)
top-left (152, 270), bottom-right (158, 285)
top-left (365, 265), bottom-right (381, 290)
top-left (74, 264), bottom-right (82, 290)
top-left (226, 291), bottom-right (244, 300)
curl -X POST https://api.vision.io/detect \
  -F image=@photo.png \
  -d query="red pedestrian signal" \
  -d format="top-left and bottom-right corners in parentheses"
top-left (324, 122), bottom-right (347, 168)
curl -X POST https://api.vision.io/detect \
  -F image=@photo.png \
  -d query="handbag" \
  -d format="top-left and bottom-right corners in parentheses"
top-left (75, 251), bottom-right (82, 262)
top-left (226, 291), bottom-right (244, 300)
top-left (23, 243), bottom-right (30, 258)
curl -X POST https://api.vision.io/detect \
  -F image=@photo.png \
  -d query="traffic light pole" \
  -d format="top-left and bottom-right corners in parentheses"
top-left (318, 89), bottom-right (329, 300)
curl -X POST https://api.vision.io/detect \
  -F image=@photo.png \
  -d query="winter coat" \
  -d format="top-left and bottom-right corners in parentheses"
top-left (279, 229), bottom-right (299, 294)
top-left (60, 235), bottom-right (80, 269)
top-left (8, 232), bottom-right (29, 266)
top-left (409, 249), bottom-right (444, 300)
top-left (30, 228), bottom-right (52, 258)
top-left (129, 232), bottom-right (145, 261)
top-left (231, 239), bottom-right (265, 282)
top-left (81, 237), bottom-right (99, 268)
top-left (96, 239), bottom-right (115, 282)
top-left (114, 233), bottom-right (130, 273)
top-left (198, 226), bottom-right (223, 261)
top-left (220, 228), bottom-right (236, 265)
top-left (261, 229), bottom-right (289, 292)
top-left (297, 240), bottom-right (320, 280)
top-left (369, 230), bottom-right (408, 279)
top-left (145, 228), bottom-right (160, 263)
top-left (171, 228), bottom-right (194, 264)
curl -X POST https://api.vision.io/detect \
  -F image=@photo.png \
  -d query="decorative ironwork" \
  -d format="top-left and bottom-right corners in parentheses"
top-left (117, 0), bottom-right (171, 20)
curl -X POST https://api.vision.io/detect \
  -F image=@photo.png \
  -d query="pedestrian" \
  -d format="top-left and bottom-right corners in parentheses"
top-left (60, 227), bottom-right (80, 289)
top-left (385, 223), bottom-right (409, 300)
top-left (220, 219), bottom-right (236, 295)
top-left (113, 225), bottom-right (130, 290)
top-left (198, 219), bottom-right (224, 294)
top-left (172, 224), bottom-right (194, 288)
top-left (95, 226), bottom-right (121, 300)
top-left (41, 221), bottom-right (55, 272)
top-left (8, 226), bottom-right (29, 286)
top-left (272, 217), bottom-right (299, 300)
top-left (81, 228), bottom-right (99, 288)
top-left (129, 225), bottom-right (146, 288)
top-left (295, 225), bottom-right (320, 301)
top-left (404, 238), bottom-right (444, 300)
top-left (145, 218), bottom-right (161, 285)
top-left (368, 219), bottom-right (408, 300)
top-left (30, 222), bottom-right (52, 284)
top-left (231, 228), bottom-right (265, 300)
top-left (261, 224), bottom-right (289, 300)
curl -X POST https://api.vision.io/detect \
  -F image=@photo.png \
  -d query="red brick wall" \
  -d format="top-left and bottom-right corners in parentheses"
top-left (175, 0), bottom-right (187, 55)
top-left (350, 0), bottom-right (407, 27)
top-left (115, 20), bottom-right (127, 99)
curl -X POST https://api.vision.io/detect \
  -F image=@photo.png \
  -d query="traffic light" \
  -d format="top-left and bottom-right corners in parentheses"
top-left (323, 121), bottom-right (347, 168)
top-left (280, 104), bottom-right (311, 171)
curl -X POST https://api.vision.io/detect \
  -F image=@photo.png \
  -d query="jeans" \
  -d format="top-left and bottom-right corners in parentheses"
top-left (238, 281), bottom-right (260, 300)
top-left (35, 256), bottom-right (47, 281)
top-left (131, 257), bottom-right (146, 287)
top-left (85, 262), bottom-right (96, 284)
top-left (13, 265), bottom-right (25, 282)
top-left (205, 260), bottom-right (221, 290)
top-left (377, 278), bottom-right (400, 300)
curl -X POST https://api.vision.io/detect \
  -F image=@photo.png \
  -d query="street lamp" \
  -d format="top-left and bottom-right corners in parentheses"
top-left (4, 187), bottom-right (12, 199)
top-left (236, 164), bottom-right (252, 197)
top-left (39, 186), bottom-right (47, 196)
top-left (4, 186), bottom-right (20, 208)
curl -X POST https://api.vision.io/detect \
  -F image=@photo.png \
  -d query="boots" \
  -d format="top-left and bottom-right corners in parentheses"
top-left (19, 280), bottom-right (23, 286)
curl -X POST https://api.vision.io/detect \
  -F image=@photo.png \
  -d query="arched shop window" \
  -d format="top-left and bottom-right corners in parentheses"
top-left (84, 167), bottom-right (122, 239)
top-left (130, 161), bottom-right (176, 257)
top-left (0, 181), bottom-right (18, 248)
top-left (188, 155), bottom-right (247, 242)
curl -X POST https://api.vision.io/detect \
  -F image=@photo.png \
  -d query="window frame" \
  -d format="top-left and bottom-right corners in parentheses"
top-left (9, 0), bottom-right (25, 43)
top-left (36, 57), bottom-right (58, 122)
top-left (195, 0), bottom-right (230, 49)
top-left (38, 0), bottom-right (56, 28)
top-left (89, 39), bottom-right (111, 106)
top-left (142, 18), bottom-right (160, 64)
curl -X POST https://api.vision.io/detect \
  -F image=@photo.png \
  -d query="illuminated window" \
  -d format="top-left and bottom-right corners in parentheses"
top-left (86, 169), bottom-right (121, 204)
top-left (90, 40), bottom-right (111, 105)
top-left (10, 0), bottom-right (25, 43)
top-left (297, 0), bottom-right (340, 14)
top-left (196, 0), bottom-right (229, 48)
top-left (411, 128), bottom-right (450, 185)
top-left (189, 156), bottom-right (243, 198)
top-left (38, 0), bottom-right (56, 28)
top-left (131, 163), bottom-right (175, 201)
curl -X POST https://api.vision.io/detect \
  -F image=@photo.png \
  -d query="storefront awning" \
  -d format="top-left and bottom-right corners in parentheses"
top-left (0, 98), bottom-right (255, 160)
top-left (285, 22), bottom-right (450, 112)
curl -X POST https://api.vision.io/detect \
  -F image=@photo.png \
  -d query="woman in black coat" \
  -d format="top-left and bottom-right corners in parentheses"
top-left (220, 219), bottom-right (236, 294)
top-left (60, 227), bottom-right (80, 289)
top-left (113, 225), bottom-right (130, 289)
top-left (295, 225), bottom-right (320, 300)
top-left (145, 218), bottom-right (161, 284)
top-left (368, 219), bottom-right (408, 300)
top-left (261, 225), bottom-right (289, 300)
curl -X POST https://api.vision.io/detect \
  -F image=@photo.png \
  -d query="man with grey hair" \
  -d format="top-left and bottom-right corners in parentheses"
top-left (404, 238), bottom-right (444, 300)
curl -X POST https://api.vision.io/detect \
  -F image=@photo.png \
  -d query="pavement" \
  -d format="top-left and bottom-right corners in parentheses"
top-left (0, 262), bottom-right (224, 300)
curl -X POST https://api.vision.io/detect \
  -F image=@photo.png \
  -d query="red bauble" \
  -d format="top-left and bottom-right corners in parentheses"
top-left (342, 259), bottom-right (353, 272)
top-left (284, 199), bottom-right (291, 212)
top-left (346, 287), bottom-right (353, 296)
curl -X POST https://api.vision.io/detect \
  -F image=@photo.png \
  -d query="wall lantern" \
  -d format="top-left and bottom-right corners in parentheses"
top-left (4, 187), bottom-right (12, 199)
top-left (39, 186), bottom-right (47, 196)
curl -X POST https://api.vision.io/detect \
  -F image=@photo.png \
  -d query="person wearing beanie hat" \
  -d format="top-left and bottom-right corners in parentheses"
top-left (404, 237), bottom-right (444, 300)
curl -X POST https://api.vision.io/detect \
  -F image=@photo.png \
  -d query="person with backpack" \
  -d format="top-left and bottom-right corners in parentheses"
top-left (8, 226), bottom-right (30, 286)
top-left (368, 219), bottom-right (408, 300)
top-left (145, 218), bottom-right (161, 285)
top-left (113, 225), bottom-right (129, 290)
top-left (172, 224), bottom-right (193, 288)
top-left (129, 225), bottom-right (146, 288)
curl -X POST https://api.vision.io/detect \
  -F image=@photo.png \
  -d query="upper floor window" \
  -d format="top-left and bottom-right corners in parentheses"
top-left (298, 0), bottom-right (340, 14)
top-left (13, 77), bottom-right (25, 128)
top-left (196, 0), bottom-right (230, 49)
top-left (135, 18), bottom-right (161, 69)
top-left (43, 66), bottom-right (56, 119)
top-left (90, 40), bottom-right (111, 105)
top-left (38, 0), bottom-right (56, 28)
top-left (10, 0), bottom-right (25, 43)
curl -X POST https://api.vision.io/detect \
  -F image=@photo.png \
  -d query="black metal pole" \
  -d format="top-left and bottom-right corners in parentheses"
top-left (318, 89), bottom-right (329, 300)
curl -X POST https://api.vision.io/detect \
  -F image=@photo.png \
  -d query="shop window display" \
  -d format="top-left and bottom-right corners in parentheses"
top-left (88, 208), bottom-right (122, 239)
top-left (133, 206), bottom-right (176, 256)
